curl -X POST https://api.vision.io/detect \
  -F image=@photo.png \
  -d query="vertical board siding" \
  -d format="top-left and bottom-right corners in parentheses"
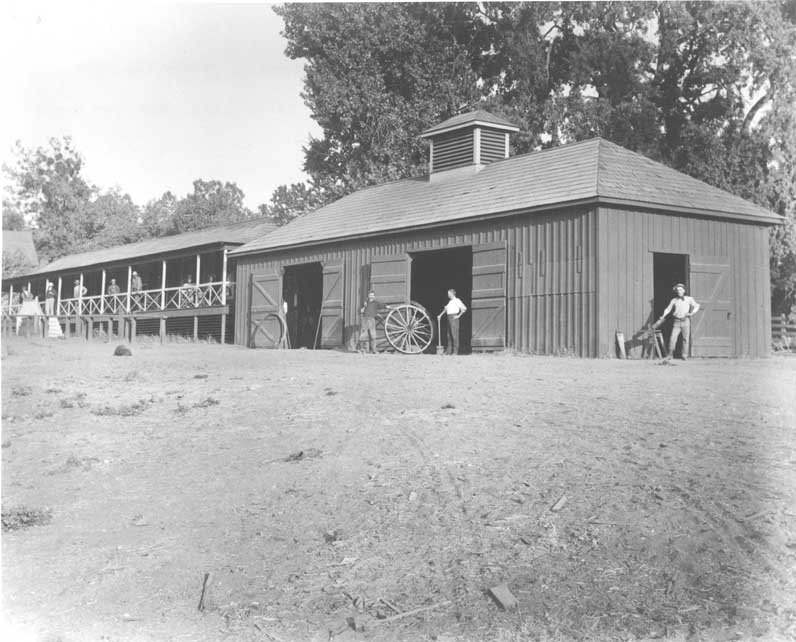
top-left (596, 206), bottom-right (771, 358)
top-left (235, 206), bottom-right (599, 356)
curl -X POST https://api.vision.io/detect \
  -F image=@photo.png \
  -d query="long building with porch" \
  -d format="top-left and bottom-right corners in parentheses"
top-left (2, 218), bottom-right (276, 342)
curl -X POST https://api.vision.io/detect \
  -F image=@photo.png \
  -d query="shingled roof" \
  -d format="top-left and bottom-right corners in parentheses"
top-left (18, 218), bottom-right (277, 278)
top-left (421, 109), bottom-right (520, 137)
top-left (232, 138), bottom-right (780, 257)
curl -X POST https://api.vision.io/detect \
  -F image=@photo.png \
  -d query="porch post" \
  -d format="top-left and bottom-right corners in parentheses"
top-left (78, 272), bottom-right (84, 315)
top-left (57, 276), bottom-right (62, 315)
top-left (221, 248), bottom-right (228, 305)
top-left (195, 253), bottom-right (201, 308)
top-left (126, 265), bottom-right (132, 314)
top-left (9, 284), bottom-right (13, 313)
top-left (160, 259), bottom-right (167, 310)
top-left (100, 269), bottom-right (106, 313)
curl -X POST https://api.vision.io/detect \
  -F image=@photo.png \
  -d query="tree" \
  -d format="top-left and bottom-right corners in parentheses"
top-left (273, 1), bottom-right (796, 311)
top-left (1, 250), bottom-right (35, 279)
top-left (2, 201), bottom-right (27, 230)
top-left (3, 137), bottom-right (94, 262)
top-left (258, 182), bottom-right (326, 226)
top-left (141, 191), bottom-right (178, 237)
top-left (276, 2), bottom-right (482, 200)
top-left (169, 180), bottom-right (254, 234)
top-left (82, 188), bottom-right (144, 249)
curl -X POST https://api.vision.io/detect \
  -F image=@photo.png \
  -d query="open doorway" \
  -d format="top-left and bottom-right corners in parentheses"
top-left (283, 263), bottom-right (323, 348)
top-left (653, 252), bottom-right (689, 352)
top-left (410, 247), bottom-right (473, 353)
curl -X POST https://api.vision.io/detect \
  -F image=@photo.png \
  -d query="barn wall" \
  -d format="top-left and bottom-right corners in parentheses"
top-left (235, 206), bottom-right (600, 356)
top-left (596, 206), bottom-right (772, 358)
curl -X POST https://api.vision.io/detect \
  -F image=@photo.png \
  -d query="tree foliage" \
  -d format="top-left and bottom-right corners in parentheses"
top-left (144, 180), bottom-right (255, 237)
top-left (270, 1), bottom-right (796, 312)
top-left (4, 139), bottom-right (259, 266)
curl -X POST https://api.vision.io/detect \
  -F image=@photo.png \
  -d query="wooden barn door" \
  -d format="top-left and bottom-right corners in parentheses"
top-left (249, 272), bottom-right (282, 348)
top-left (471, 241), bottom-right (507, 351)
top-left (319, 262), bottom-right (344, 348)
top-left (690, 257), bottom-right (734, 357)
top-left (370, 254), bottom-right (410, 305)
top-left (369, 254), bottom-right (410, 351)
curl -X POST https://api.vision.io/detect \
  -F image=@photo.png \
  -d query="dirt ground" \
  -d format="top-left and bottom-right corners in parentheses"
top-left (2, 337), bottom-right (795, 642)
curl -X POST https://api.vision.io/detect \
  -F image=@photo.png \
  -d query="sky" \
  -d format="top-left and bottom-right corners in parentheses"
top-left (1, 2), bottom-right (321, 209)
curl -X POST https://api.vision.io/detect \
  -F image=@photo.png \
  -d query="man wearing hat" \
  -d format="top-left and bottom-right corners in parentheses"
top-left (655, 283), bottom-right (700, 360)
top-left (72, 279), bottom-right (87, 299)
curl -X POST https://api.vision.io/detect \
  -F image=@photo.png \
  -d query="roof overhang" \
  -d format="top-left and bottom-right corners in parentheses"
top-left (4, 240), bottom-right (244, 282)
top-left (420, 121), bottom-right (520, 138)
top-left (230, 196), bottom-right (782, 259)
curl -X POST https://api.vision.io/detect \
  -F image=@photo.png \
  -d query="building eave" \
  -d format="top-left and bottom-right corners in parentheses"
top-left (231, 196), bottom-right (782, 259)
top-left (420, 120), bottom-right (520, 138)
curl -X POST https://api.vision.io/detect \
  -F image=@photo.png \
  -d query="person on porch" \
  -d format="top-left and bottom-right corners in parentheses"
top-left (107, 278), bottom-right (121, 312)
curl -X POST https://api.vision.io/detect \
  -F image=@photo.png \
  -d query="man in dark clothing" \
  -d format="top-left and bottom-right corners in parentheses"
top-left (358, 291), bottom-right (388, 353)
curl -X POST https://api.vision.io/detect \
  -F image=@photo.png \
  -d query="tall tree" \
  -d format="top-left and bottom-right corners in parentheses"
top-left (169, 180), bottom-right (254, 234)
top-left (272, 1), bottom-right (796, 311)
top-left (2, 201), bottom-right (27, 231)
top-left (82, 188), bottom-right (144, 250)
top-left (3, 137), bottom-right (93, 262)
top-left (258, 183), bottom-right (325, 226)
top-left (276, 2), bottom-right (482, 200)
top-left (141, 191), bottom-right (179, 237)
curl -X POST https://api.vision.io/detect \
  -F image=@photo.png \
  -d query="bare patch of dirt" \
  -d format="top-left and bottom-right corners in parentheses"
top-left (1, 337), bottom-right (795, 641)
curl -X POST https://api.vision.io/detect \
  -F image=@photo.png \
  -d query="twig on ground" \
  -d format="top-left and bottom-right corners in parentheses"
top-left (198, 571), bottom-right (211, 612)
top-left (373, 600), bottom-right (451, 624)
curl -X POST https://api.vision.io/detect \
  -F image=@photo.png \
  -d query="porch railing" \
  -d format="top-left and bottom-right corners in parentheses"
top-left (54, 281), bottom-right (234, 316)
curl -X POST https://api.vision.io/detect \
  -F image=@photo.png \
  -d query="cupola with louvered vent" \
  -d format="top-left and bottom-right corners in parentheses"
top-left (421, 110), bottom-right (519, 182)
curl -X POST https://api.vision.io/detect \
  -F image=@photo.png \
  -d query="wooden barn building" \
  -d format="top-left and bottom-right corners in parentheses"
top-left (2, 218), bottom-right (275, 342)
top-left (230, 111), bottom-right (780, 358)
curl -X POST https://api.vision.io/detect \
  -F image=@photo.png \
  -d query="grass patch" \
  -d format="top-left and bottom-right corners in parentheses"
top-left (45, 387), bottom-right (63, 394)
top-left (2, 505), bottom-right (52, 531)
top-left (92, 398), bottom-right (151, 417)
top-left (34, 410), bottom-right (55, 420)
top-left (60, 392), bottom-right (88, 409)
top-left (48, 455), bottom-right (100, 475)
top-left (193, 397), bottom-right (220, 409)
top-left (11, 385), bottom-right (32, 397)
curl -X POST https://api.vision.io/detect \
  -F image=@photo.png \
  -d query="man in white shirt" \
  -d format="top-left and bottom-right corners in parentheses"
top-left (437, 289), bottom-right (467, 355)
top-left (655, 283), bottom-right (700, 360)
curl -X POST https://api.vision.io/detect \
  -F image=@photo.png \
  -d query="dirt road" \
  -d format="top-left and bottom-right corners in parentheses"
top-left (2, 338), bottom-right (795, 641)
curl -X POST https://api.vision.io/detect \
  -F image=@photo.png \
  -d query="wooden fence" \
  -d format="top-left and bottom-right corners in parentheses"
top-left (771, 317), bottom-right (796, 352)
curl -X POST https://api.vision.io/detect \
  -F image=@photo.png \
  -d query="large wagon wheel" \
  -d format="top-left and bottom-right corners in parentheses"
top-left (384, 303), bottom-right (434, 354)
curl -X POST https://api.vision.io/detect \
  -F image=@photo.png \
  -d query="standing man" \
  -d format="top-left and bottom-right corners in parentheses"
top-left (437, 288), bottom-right (467, 355)
top-left (73, 279), bottom-right (87, 315)
top-left (131, 271), bottom-right (143, 292)
top-left (655, 283), bottom-right (700, 360)
top-left (73, 279), bottom-right (87, 299)
top-left (107, 278), bottom-right (121, 313)
top-left (358, 291), bottom-right (388, 354)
